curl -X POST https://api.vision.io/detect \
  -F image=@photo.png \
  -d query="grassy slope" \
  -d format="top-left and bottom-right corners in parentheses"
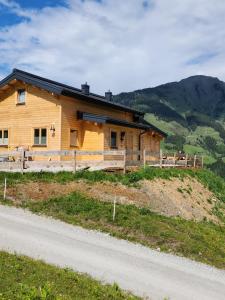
top-left (19, 191), bottom-right (225, 269)
top-left (0, 251), bottom-right (138, 300)
top-left (1, 168), bottom-right (225, 269)
top-left (0, 168), bottom-right (224, 202)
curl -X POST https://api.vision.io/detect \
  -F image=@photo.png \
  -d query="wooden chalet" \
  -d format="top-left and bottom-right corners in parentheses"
top-left (0, 69), bottom-right (166, 161)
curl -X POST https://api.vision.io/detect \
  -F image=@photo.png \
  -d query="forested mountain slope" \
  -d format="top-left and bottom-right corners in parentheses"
top-left (114, 75), bottom-right (225, 177)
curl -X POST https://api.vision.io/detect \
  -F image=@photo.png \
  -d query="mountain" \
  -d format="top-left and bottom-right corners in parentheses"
top-left (114, 75), bottom-right (225, 177)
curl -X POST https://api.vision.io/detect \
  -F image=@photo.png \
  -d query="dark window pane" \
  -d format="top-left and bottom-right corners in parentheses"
top-left (41, 129), bottom-right (47, 145)
top-left (111, 131), bottom-right (117, 148)
top-left (4, 130), bottom-right (8, 138)
top-left (34, 129), bottom-right (40, 144)
top-left (3, 130), bottom-right (8, 145)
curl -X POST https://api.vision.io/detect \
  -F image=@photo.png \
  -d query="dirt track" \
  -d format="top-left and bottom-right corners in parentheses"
top-left (0, 205), bottom-right (225, 300)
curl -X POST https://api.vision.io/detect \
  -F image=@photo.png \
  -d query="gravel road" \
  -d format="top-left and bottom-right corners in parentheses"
top-left (0, 205), bottom-right (225, 300)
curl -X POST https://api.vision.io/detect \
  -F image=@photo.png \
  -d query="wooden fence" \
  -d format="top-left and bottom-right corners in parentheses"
top-left (0, 149), bottom-right (204, 173)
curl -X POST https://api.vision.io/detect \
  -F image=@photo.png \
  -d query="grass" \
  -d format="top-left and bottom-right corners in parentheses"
top-left (0, 251), bottom-right (139, 300)
top-left (10, 190), bottom-right (224, 269)
top-left (0, 167), bottom-right (224, 202)
top-left (186, 126), bottom-right (223, 144)
top-left (0, 168), bottom-right (224, 269)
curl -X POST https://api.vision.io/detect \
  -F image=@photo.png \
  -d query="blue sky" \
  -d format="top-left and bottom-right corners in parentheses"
top-left (0, 0), bottom-right (224, 94)
top-left (0, 0), bottom-right (67, 26)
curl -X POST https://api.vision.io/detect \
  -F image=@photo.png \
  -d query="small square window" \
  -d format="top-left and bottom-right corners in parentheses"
top-left (70, 129), bottom-right (78, 147)
top-left (110, 131), bottom-right (117, 149)
top-left (17, 89), bottom-right (26, 104)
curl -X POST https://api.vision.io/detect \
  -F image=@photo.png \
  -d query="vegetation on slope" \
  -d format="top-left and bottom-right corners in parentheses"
top-left (13, 190), bottom-right (224, 269)
top-left (1, 169), bottom-right (224, 268)
top-left (0, 168), bottom-right (224, 203)
top-left (0, 251), bottom-right (138, 300)
top-left (115, 75), bottom-right (225, 176)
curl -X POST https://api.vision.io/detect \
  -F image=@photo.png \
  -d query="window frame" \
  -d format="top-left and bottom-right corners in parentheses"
top-left (17, 89), bottom-right (26, 105)
top-left (33, 128), bottom-right (47, 146)
top-left (70, 129), bottom-right (78, 147)
top-left (0, 129), bottom-right (9, 146)
top-left (110, 130), bottom-right (118, 149)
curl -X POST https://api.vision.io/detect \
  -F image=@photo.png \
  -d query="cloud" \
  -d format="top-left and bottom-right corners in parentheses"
top-left (0, 0), bottom-right (36, 18)
top-left (0, 0), bottom-right (225, 94)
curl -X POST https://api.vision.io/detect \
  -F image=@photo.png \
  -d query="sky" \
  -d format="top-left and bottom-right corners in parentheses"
top-left (0, 0), bottom-right (225, 95)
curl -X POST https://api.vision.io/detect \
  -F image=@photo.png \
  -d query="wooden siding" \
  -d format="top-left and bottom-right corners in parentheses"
top-left (0, 82), bottom-right (61, 154)
top-left (0, 82), bottom-right (163, 161)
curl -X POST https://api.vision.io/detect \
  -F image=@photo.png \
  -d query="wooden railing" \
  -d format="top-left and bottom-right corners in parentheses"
top-left (0, 149), bottom-right (204, 173)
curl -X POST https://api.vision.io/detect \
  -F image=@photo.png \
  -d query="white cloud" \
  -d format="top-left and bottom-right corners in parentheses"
top-left (0, 0), bottom-right (225, 94)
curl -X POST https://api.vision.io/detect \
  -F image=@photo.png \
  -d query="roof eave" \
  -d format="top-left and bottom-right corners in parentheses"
top-left (62, 89), bottom-right (144, 115)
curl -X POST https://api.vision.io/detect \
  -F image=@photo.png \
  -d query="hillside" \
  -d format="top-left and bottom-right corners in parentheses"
top-left (114, 75), bottom-right (225, 177)
top-left (1, 169), bottom-right (225, 268)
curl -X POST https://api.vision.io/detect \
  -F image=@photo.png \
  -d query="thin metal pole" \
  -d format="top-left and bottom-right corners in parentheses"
top-left (113, 197), bottom-right (116, 222)
top-left (3, 177), bottom-right (7, 200)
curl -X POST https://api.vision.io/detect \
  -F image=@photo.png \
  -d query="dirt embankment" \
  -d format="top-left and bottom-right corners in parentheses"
top-left (7, 177), bottom-right (220, 223)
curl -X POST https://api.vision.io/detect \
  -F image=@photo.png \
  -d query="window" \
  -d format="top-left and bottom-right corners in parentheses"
top-left (17, 89), bottom-right (26, 104)
top-left (0, 130), bottom-right (8, 146)
top-left (110, 131), bottom-right (117, 148)
top-left (34, 128), bottom-right (47, 146)
top-left (70, 129), bottom-right (78, 147)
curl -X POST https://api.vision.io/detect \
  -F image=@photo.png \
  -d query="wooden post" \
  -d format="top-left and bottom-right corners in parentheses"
top-left (160, 150), bottom-right (163, 168)
top-left (73, 150), bottom-right (77, 173)
top-left (173, 152), bottom-right (176, 167)
top-left (194, 155), bottom-right (196, 168)
top-left (201, 156), bottom-right (204, 168)
top-left (3, 177), bottom-right (7, 200)
top-left (123, 150), bottom-right (126, 174)
top-left (143, 149), bottom-right (146, 169)
top-left (185, 154), bottom-right (188, 168)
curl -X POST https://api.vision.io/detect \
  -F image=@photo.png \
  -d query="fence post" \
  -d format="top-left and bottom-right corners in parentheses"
top-left (21, 149), bottom-right (25, 174)
top-left (143, 149), bottom-right (146, 169)
top-left (173, 152), bottom-right (176, 167)
top-left (185, 154), bottom-right (188, 168)
top-left (123, 150), bottom-right (126, 174)
top-left (159, 150), bottom-right (163, 168)
top-left (201, 156), bottom-right (204, 168)
top-left (193, 155), bottom-right (196, 168)
top-left (73, 150), bottom-right (77, 173)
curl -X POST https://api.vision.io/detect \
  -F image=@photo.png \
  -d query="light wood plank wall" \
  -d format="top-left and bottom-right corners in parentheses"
top-left (0, 83), bottom-right (61, 156)
top-left (0, 82), bottom-right (163, 162)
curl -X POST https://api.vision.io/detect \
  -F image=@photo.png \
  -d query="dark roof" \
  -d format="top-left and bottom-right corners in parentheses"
top-left (0, 68), bottom-right (167, 137)
top-left (0, 68), bottom-right (143, 115)
top-left (78, 111), bottom-right (167, 136)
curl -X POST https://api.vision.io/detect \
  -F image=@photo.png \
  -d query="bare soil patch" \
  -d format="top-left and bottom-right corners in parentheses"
top-left (7, 177), bottom-right (219, 223)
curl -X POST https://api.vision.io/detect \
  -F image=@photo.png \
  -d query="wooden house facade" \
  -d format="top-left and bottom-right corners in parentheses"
top-left (0, 69), bottom-right (166, 160)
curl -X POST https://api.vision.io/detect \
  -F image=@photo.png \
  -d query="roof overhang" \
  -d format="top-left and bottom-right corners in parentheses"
top-left (77, 111), bottom-right (167, 136)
